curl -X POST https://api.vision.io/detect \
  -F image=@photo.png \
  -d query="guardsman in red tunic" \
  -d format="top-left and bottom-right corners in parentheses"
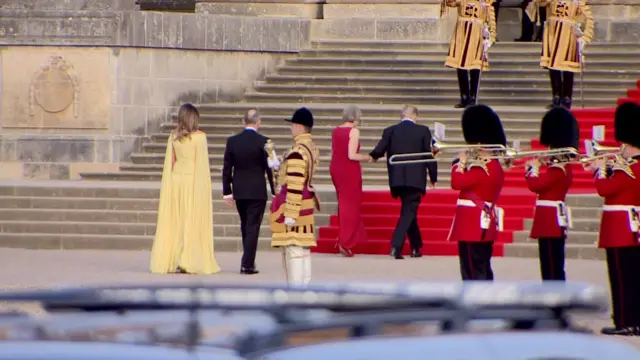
top-left (593, 102), bottom-right (640, 336)
top-left (449, 104), bottom-right (506, 280)
top-left (525, 106), bottom-right (579, 281)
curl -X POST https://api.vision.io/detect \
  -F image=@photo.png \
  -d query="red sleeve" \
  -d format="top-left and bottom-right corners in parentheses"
top-left (595, 171), bottom-right (634, 198)
top-left (451, 164), bottom-right (487, 191)
top-left (526, 167), bottom-right (565, 194)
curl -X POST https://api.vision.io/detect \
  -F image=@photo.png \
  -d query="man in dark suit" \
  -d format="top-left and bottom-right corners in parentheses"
top-left (222, 108), bottom-right (275, 275)
top-left (370, 105), bottom-right (438, 260)
top-left (515, 0), bottom-right (546, 42)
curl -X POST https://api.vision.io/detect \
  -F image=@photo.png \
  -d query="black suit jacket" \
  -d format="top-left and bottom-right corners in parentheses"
top-left (222, 129), bottom-right (275, 200)
top-left (370, 120), bottom-right (438, 197)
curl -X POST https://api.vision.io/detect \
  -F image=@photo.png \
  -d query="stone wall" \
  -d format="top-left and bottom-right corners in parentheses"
top-left (0, 47), bottom-right (290, 180)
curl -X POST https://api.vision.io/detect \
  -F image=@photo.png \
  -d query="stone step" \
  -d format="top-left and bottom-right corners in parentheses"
top-left (169, 114), bottom-right (551, 126)
top-left (192, 104), bottom-right (549, 119)
top-left (564, 207), bottom-right (601, 218)
top-left (564, 195), bottom-right (603, 208)
top-left (513, 230), bottom-right (597, 245)
top-left (0, 233), bottom-right (276, 252)
top-left (283, 58), bottom-right (640, 71)
top-left (251, 83), bottom-right (624, 98)
top-left (277, 66), bottom-right (640, 80)
top-left (298, 49), bottom-right (640, 60)
top-left (243, 92), bottom-right (616, 107)
top-left (310, 40), bottom-right (639, 52)
top-left (149, 132), bottom-right (536, 149)
top-left (522, 218), bottom-right (600, 232)
top-left (0, 195), bottom-right (338, 212)
top-left (503, 243), bottom-right (604, 260)
top-left (262, 75), bottom-right (639, 90)
top-left (161, 123), bottom-right (543, 137)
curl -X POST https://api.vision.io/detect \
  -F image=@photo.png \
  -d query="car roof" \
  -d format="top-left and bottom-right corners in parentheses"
top-left (0, 341), bottom-right (243, 360)
top-left (256, 332), bottom-right (640, 360)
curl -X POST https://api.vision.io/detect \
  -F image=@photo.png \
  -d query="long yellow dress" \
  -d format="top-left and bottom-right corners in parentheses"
top-left (149, 131), bottom-right (221, 275)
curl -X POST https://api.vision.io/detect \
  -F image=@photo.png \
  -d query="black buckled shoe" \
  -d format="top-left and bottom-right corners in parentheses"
top-left (546, 96), bottom-right (560, 109)
top-left (454, 96), bottom-right (469, 109)
top-left (601, 326), bottom-right (640, 336)
top-left (410, 249), bottom-right (423, 258)
top-left (560, 97), bottom-right (572, 109)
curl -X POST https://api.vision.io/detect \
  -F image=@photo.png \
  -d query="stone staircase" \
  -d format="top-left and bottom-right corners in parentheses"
top-left (78, 40), bottom-right (640, 187)
top-left (3, 39), bottom-right (637, 259)
top-left (0, 180), bottom-right (606, 259)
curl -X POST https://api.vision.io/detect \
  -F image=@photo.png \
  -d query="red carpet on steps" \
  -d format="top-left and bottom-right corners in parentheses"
top-left (314, 189), bottom-right (536, 256)
top-left (314, 78), bottom-right (639, 256)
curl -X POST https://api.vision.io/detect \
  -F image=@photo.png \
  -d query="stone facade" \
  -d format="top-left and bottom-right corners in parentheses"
top-left (0, 0), bottom-right (638, 180)
top-left (0, 47), bottom-right (290, 179)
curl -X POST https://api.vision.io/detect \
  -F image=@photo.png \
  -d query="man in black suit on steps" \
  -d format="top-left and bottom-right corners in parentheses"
top-left (370, 105), bottom-right (438, 260)
top-left (222, 108), bottom-right (275, 274)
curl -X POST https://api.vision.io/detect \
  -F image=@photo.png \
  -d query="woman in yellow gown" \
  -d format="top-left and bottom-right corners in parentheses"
top-left (149, 104), bottom-right (221, 274)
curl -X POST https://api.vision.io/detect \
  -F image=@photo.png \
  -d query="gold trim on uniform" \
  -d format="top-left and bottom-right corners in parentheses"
top-left (539, 0), bottom-right (594, 72)
top-left (271, 133), bottom-right (320, 248)
top-left (445, 0), bottom-right (497, 71)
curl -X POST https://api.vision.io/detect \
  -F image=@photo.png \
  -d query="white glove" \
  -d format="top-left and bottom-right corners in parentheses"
top-left (574, 23), bottom-right (584, 38)
top-left (483, 39), bottom-right (492, 51)
top-left (284, 217), bottom-right (295, 227)
top-left (268, 158), bottom-right (281, 169)
top-left (482, 27), bottom-right (490, 39)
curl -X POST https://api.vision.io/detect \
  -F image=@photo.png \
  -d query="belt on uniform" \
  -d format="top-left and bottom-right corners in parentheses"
top-left (602, 205), bottom-right (637, 212)
top-left (457, 199), bottom-right (493, 207)
top-left (536, 200), bottom-right (564, 207)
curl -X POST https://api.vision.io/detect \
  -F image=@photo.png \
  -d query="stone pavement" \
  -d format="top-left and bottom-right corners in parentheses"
top-left (0, 248), bottom-right (639, 348)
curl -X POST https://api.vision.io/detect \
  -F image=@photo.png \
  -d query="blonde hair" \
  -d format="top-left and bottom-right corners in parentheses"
top-left (174, 103), bottom-right (200, 141)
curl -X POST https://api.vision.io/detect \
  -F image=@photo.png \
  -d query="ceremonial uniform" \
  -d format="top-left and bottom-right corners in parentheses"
top-left (596, 102), bottom-right (640, 336)
top-left (444, 0), bottom-right (497, 108)
top-left (270, 108), bottom-right (320, 285)
top-left (538, 0), bottom-right (594, 109)
top-left (449, 105), bottom-right (506, 280)
top-left (525, 106), bottom-right (579, 281)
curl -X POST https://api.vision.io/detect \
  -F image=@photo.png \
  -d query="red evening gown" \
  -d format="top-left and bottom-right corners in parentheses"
top-left (329, 127), bottom-right (366, 252)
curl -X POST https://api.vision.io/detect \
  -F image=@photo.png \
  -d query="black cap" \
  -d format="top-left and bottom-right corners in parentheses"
top-left (461, 104), bottom-right (507, 146)
top-left (285, 107), bottom-right (314, 128)
top-left (614, 102), bottom-right (640, 148)
top-left (540, 106), bottom-right (579, 149)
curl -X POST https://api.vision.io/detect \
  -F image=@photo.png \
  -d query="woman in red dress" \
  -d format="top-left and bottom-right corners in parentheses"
top-left (330, 106), bottom-right (371, 257)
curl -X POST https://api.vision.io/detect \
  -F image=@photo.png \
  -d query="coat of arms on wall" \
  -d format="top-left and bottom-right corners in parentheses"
top-left (29, 55), bottom-right (80, 117)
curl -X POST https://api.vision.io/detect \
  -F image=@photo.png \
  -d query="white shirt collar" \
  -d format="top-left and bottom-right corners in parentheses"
top-left (245, 127), bottom-right (257, 131)
top-left (401, 119), bottom-right (415, 123)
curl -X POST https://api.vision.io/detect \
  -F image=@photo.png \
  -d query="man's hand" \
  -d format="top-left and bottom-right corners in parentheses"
top-left (284, 217), bottom-right (295, 227)
top-left (457, 151), bottom-right (468, 163)
top-left (526, 158), bottom-right (541, 168)
top-left (593, 158), bottom-right (606, 169)
top-left (223, 195), bottom-right (234, 206)
top-left (428, 182), bottom-right (437, 190)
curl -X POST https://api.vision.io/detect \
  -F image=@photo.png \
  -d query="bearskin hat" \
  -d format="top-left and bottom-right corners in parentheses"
top-left (539, 106), bottom-right (579, 149)
top-left (461, 104), bottom-right (507, 146)
top-left (614, 102), bottom-right (640, 148)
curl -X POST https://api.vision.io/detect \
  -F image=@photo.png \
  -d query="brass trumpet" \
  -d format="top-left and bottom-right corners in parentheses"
top-left (489, 147), bottom-right (580, 167)
top-left (589, 140), bottom-right (620, 155)
top-left (387, 141), bottom-right (507, 165)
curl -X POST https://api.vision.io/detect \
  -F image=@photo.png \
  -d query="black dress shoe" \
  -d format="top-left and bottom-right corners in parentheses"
top-left (410, 249), bottom-right (423, 258)
top-left (601, 326), bottom-right (640, 336)
top-left (390, 248), bottom-right (404, 259)
top-left (560, 97), bottom-right (572, 109)
top-left (240, 267), bottom-right (260, 275)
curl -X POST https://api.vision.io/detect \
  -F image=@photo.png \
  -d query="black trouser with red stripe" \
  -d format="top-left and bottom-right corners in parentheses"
top-left (458, 241), bottom-right (494, 280)
top-left (537, 237), bottom-right (566, 280)
top-left (606, 247), bottom-right (640, 328)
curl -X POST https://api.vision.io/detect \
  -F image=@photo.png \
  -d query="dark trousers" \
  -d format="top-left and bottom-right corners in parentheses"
top-left (391, 187), bottom-right (423, 251)
top-left (519, 3), bottom-right (546, 41)
top-left (548, 69), bottom-right (575, 107)
top-left (235, 199), bottom-right (266, 269)
top-left (606, 247), bottom-right (640, 328)
top-left (458, 241), bottom-right (494, 280)
top-left (456, 69), bottom-right (481, 102)
top-left (537, 237), bottom-right (566, 280)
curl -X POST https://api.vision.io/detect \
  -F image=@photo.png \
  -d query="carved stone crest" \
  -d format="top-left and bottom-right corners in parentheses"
top-left (29, 56), bottom-right (80, 117)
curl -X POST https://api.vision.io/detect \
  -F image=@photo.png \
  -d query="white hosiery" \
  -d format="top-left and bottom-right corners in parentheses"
top-left (282, 246), bottom-right (311, 285)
